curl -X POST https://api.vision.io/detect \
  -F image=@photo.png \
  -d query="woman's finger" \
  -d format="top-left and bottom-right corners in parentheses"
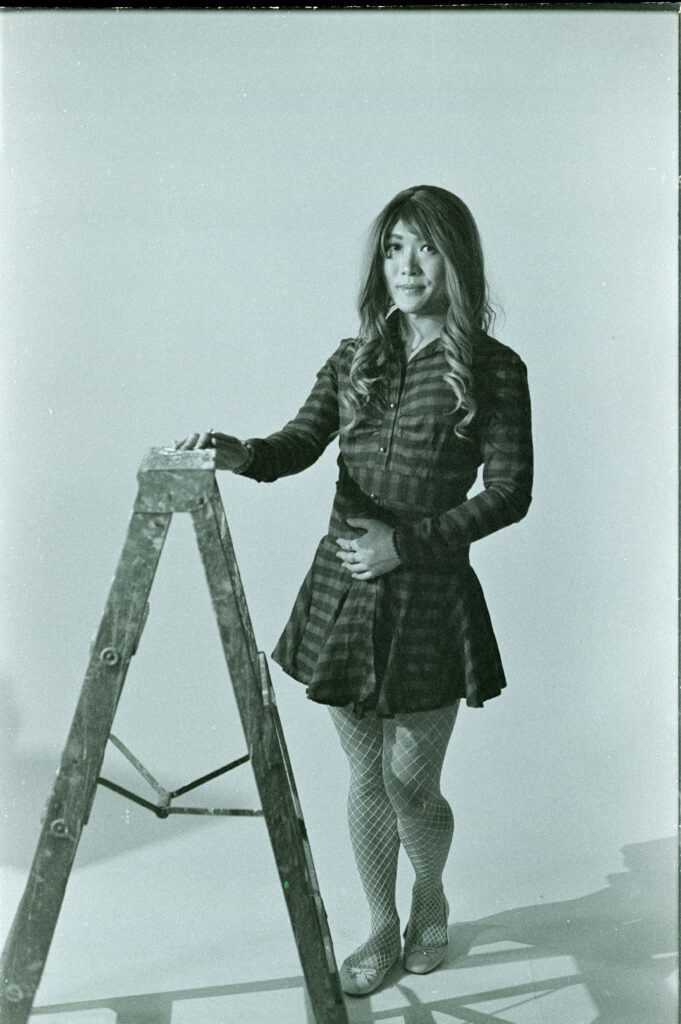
top-left (346, 517), bottom-right (371, 531)
top-left (336, 547), bottom-right (366, 562)
top-left (176, 433), bottom-right (200, 450)
top-left (335, 552), bottom-right (355, 566)
top-left (342, 555), bottom-right (369, 572)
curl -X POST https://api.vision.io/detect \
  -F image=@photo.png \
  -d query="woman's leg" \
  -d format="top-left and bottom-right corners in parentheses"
top-left (329, 706), bottom-right (401, 970)
top-left (382, 702), bottom-right (460, 948)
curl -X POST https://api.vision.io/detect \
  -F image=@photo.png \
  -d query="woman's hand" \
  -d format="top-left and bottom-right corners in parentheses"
top-left (174, 431), bottom-right (250, 472)
top-left (336, 517), bottom-right (401, 580)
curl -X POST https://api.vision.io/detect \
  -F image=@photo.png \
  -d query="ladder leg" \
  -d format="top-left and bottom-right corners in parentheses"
top-left (191, 487), bottom-right (348, 1024)
top-left (190, 479), bottom-right (262, 740)
top-left (0, 510), bottom-right (170, 1024)
top-left (258, 655), bottom-right (347, 1023)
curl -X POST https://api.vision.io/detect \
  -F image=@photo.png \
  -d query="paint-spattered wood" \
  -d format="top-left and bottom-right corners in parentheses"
top-left (191, 496), bottom-right (347, 1023)
top-left (258, 656), bottom-right (343, 1006)
top-left (0, 448), bottom-right (347, 1024)
top-left (0, 507), bottom-right (170, 1024)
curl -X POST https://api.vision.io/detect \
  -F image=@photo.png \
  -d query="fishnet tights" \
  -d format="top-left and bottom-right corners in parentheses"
top-left (329, 702), bottom-right (459, 971)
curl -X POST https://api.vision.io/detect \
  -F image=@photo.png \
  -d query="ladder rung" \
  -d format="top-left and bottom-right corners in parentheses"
top-left (96, 777), bottom-right (263, 818)
top-left (167, 806), bottom-right (264, 817)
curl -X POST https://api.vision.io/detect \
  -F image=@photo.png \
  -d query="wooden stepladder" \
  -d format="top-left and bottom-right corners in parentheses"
top-left (0, 448), bottom-right (348, 1024)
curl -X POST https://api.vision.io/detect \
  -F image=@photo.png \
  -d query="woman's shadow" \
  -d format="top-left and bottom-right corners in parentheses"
top-left (359, 835), bottom-right (677, 1024)
top-left (25, 836), bottom-right (676, 1024)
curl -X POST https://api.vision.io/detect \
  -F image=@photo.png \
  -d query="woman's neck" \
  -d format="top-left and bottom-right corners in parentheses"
top-left (399, 311), bottom-right (446, 355)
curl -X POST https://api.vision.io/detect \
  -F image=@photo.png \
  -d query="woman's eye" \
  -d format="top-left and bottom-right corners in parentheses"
top-left (422, 243), bottom-right (437, 254)
top-left (384, 243), bottom-right (400, 257)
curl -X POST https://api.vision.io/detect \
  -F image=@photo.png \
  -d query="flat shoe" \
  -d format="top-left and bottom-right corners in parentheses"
top-left (403, 942), bottom-right (448, 975)
top-left (339, 956), bottom-right (397, 996)
top-left (403, 896), bottom-right (449, 975)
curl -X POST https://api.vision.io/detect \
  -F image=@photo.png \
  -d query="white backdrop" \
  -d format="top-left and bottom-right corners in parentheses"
top-left (0, 8), bottom-right (677, 924)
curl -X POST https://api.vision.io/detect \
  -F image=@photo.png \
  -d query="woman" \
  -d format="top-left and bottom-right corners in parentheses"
top-left (176, 185), bottom-right (533, 996)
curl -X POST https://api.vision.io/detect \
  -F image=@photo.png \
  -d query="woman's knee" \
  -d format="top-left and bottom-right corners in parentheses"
top-left (383, 764), bottom-right (437, 818)
top-left (382, 740), bottom-right (449, 816)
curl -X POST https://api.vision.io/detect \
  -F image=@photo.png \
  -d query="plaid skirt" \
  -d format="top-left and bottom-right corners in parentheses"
top-left (272, 494), bottom-right (506, 717)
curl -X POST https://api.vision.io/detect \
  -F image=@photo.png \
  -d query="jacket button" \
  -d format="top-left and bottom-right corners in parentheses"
top-left (379, 446), bottom-right (386, 453)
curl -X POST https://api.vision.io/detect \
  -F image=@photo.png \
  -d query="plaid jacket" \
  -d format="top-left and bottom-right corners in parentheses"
top-left (241, 330), bottom-right (533, 715)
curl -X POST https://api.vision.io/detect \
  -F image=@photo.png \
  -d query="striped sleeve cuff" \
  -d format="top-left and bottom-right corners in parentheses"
top-left (231, 441), bottom-right (255, 475)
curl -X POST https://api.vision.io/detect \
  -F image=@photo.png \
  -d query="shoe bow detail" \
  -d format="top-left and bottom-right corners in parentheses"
top-left (348, 965), bottom-right (380, 980)
top-left (339, 956), bottom-right (398, 996)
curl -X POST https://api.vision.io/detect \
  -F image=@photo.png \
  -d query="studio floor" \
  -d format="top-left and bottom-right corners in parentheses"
top-left (1, 747), bottom-right (677, 1024)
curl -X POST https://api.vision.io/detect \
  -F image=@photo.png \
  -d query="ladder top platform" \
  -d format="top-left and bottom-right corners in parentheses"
top-left (139, 447), bottom-right (219, 474)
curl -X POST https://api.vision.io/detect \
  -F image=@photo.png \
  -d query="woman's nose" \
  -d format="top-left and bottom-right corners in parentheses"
top-left (400, 249), bottom-right (420, 275)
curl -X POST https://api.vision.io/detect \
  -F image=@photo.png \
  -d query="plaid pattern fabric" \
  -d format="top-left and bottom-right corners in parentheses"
top-left (241, 329), bottom-right (533, 715)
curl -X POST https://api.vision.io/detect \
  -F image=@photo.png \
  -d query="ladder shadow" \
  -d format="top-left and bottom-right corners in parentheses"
top-left (31, 974), bottom-right (316, 1024)
top-left (346, 835), bottom-right (678, 1024)
top-left (29, 837), bottom-right (677, 1024)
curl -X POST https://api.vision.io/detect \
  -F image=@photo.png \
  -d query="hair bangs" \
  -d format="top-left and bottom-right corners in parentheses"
top-left (381, 196), bottom-right (443, 255)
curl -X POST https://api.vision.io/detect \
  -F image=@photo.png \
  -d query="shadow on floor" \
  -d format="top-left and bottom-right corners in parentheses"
top-left (30, 836), bottom-right (677, 1024)
top-left (350, 835), bottom-right (678, 1024)
top-left (31, 975), bottom-right (316, 1024)
top-left (449, 834), bottom-right (678, 1024)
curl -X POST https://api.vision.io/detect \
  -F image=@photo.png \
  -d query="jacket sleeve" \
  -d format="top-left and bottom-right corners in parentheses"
top-left (235, 345), bottom-right (342, 483)
top-left (393, 352), bottom-right (533, 567)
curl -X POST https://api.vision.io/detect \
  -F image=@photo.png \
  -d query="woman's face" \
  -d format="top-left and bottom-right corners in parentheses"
top-left (383, 219), bottom-right (448, 318)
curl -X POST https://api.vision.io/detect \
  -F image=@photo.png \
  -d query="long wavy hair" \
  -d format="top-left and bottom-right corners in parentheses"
top-left (343, 185), bottom-right (494, 436)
